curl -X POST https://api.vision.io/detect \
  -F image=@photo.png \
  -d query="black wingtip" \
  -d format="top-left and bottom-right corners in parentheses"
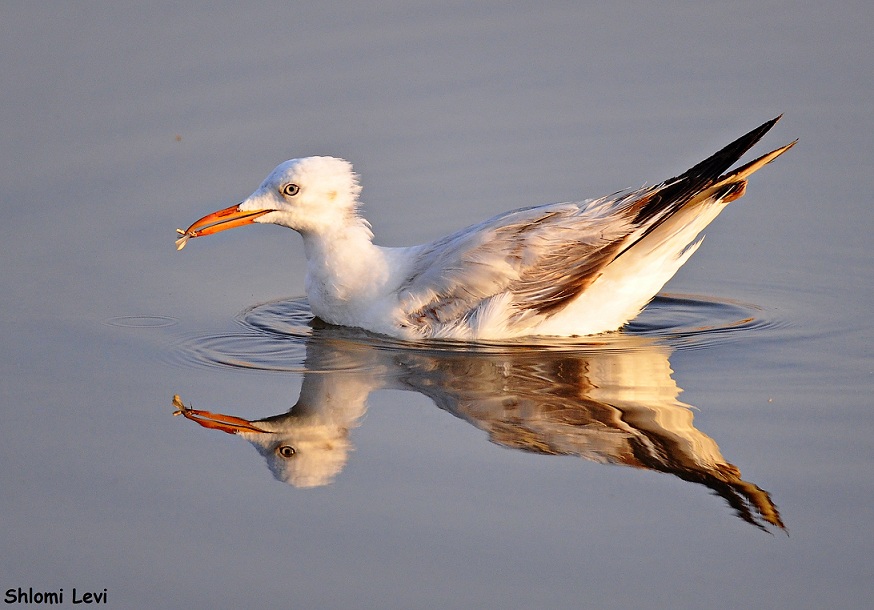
top-left (634, 115), bottom-right (784, 224)
top-left (678, 114), bottom-right (783, 184)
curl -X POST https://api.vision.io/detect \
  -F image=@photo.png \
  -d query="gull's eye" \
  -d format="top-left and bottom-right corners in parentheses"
top-left (277, 445), bottom-right (296, 458)
top-left (280, 183), bottom-right (300, 197)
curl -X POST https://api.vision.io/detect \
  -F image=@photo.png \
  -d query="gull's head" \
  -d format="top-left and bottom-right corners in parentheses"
top-left (176, 156), bottom-right (362, 248)
top-left (244, 156), bottom-right (362, 230)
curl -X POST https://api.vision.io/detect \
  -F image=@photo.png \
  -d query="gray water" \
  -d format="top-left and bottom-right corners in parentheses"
top-left (2, 3), bottom-right (873, 608)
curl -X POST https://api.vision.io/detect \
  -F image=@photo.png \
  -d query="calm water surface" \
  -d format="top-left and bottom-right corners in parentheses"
top-left (171, 295), bottom-right (789, 529)
top-left (2, 3), bottom-right (873, 609)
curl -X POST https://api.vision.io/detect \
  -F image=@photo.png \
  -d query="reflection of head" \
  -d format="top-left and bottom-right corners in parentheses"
top-left (241, 423), bottom-right (353, 488)
top-left (236, 348), bottom-right (374, 487)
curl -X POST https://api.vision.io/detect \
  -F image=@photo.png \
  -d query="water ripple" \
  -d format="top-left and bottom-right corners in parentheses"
top-left (171, 293), bottom-right (785, 373)
top-left (105, 315), bottom-right (179, 328)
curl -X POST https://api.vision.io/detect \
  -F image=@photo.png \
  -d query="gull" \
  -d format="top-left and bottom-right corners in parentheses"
top-left (176, 116), bottom-right (795, 340)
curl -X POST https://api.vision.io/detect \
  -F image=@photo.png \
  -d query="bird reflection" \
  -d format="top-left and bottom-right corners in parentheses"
top-left (173, 329), bottom-right (783, 530)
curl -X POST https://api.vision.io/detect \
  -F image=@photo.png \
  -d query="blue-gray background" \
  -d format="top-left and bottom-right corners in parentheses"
top-left (1, 3), bottom-right (872, 608)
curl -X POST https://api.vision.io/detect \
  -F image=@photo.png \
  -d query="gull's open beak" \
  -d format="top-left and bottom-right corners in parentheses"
top-left (175, 204), bottom-right (271, 250)
top-left (172, 395), bottom-right (271, 435)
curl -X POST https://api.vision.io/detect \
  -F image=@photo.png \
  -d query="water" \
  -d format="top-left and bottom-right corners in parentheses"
top-left (2, 3), bottom-right (873, 608)
top-left (170, 295), bottom-right (788, 529)
top-left (169, 294), bottom-right (783, 371)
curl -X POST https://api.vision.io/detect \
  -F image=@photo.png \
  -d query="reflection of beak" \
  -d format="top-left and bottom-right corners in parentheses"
top-left (175, 204), bottom-right (271, 250)
top-left (172, 395), bottom-right (271, 435)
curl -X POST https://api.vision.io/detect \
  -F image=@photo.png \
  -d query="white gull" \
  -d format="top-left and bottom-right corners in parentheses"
top-left (176, 116), bottom-right (795, 340)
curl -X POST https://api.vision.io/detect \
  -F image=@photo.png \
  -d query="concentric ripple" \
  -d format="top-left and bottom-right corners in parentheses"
top-left (623, 293), bottom-right (786, 348)
top-left (172, 293), bottom-right (785, 373)
top-left (105, 315), bottom-right (179, 328)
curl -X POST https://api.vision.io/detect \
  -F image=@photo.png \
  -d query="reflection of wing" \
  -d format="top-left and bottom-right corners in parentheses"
top-left (397, 346), bottom-right (783, 530)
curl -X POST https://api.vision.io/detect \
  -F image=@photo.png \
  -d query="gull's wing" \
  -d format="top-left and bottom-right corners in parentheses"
top-left (395, 193), bottom-right (644, 335)
top-left (395, 117), bottom-right (795, 337)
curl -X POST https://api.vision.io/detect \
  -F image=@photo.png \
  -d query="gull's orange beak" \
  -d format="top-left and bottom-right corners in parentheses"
top-left (172, 395), bottom-right (271, 435)
top-left (175, 204), bottom-right (272, 250)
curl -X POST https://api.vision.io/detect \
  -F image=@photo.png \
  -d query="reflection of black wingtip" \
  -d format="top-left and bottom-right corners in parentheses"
top-left (672, 467), bottom-right (785, 532)
top-left (711, 479), bottom-right (784, 533)
top-left (627, 435), bottom-right (784, 532)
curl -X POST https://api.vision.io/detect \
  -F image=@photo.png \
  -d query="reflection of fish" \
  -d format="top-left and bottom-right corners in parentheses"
top-left (173, 330), bottom-right (783, 530)
top-left (176, 118), bottom-right (794, 340)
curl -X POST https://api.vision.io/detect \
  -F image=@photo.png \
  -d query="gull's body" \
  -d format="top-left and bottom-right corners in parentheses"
top-left (177, 117), bottom-right (794, 340)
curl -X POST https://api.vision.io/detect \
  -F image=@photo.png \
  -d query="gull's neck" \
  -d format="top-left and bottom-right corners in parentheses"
top-left (299, 216), bottom-right (390, 325)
